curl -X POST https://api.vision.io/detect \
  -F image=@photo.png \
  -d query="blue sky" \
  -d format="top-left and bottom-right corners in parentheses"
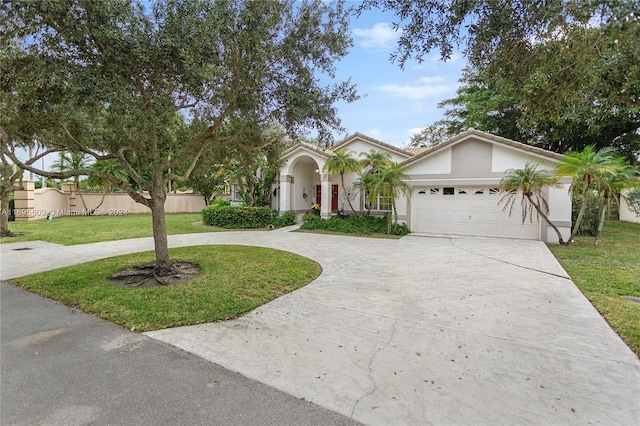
top-left (331, 6), bottom-right (467, 147)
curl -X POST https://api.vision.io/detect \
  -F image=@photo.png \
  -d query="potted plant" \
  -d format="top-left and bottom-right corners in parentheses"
top-left (311, 203), bottom-right (320, 216)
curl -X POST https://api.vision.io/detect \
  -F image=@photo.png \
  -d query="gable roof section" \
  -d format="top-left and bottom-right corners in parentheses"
top-left (280, 141), bottom-right (332, 160)
top-left (400, 128), bottom-right (564, 167)
top-left (332, 132), bottom-right (412, 159)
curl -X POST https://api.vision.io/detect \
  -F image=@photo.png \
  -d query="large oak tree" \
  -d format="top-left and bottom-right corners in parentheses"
top-left (360, 0), bottom-right (639, 160)
top-left (1, 0), bottom-right (357, 274)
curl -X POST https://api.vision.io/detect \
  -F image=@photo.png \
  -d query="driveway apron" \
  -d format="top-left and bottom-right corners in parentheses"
top-left (2, 229), bottom-right (639, 425)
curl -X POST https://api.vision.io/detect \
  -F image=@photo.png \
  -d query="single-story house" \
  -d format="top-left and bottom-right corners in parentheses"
top-left (275, 128), bottom-right (572, 243)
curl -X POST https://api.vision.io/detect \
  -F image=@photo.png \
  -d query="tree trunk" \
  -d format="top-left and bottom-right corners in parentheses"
top-left (392, 194), bottom-right (398, 224)
top-left (570, 178), bottom-right (590, 242)
top-left (594, 196), bottom-right (609, 246)
top-left (528, 195), bottom-right (567, 245)
top-left (0, 186), bottom-right (12, 237)
top-left (340, 172), bottom-right (356, 213)
top-left (0, 155), bottom-right (15, 237)
top-left (150, 173), bottom-right (173, 275)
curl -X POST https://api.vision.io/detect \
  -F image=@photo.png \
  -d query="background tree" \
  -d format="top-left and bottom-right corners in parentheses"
top-left (359, 1), bottom-right (640, 162)
top-left (186, 162), bottom-right (226, 206)
top-left (407, 123), bottom-right (451, 148)
top-left (0, 132), bottom-right (59, 236)
top-left (593, 163), bottom-right (638, 245)
top-left (499, 162), bottom-right (567, 245)
top-left (2, 0), bottom-right (357, 276)
top-left (435, 66), bottom-right (640, 162)
top-left (323, 148), bottom-right (361, 213)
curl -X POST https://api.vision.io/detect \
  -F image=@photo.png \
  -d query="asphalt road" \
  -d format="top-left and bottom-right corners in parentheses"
top-left (0, 282), bottom-right (358, 426)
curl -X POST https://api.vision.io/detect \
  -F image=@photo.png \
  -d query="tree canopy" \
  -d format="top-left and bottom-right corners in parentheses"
top-left (1, 0), bottom-right (358, 273)
top-left (435, 67), bottom-right (640, 162)
top-left (360, 0), bottom-right (639, 160)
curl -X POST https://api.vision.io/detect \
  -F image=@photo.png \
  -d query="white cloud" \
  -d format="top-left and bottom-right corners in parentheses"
top-left (407, 127), bottom-right (424, 136)
top-left (353, 22), bottom-right (399, 50)
top-left (377, 77), bottom-right (455, 101)
top-left (368, 129), bottom-right (383, 138)
top-left (417, 76), bottom-right (447, 84)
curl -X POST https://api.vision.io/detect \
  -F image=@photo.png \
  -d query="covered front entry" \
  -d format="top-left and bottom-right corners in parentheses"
top-left (315, 184), bottom-right (339, 211)
top-left (411, 186), bottom-right (540, 240)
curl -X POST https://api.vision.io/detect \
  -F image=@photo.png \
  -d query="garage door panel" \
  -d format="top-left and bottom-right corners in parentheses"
top-left (411, 187), bottom-right (539, 240)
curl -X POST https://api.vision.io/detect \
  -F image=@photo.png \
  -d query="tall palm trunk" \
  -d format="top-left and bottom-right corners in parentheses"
top-left (527, 194), bottom-right (566, 245)
top-left (570, 176), bottom-right (591, 241)
top-left (594, 189), bottom-right (613, 246)
top-left (340, 172), bottom-right (356, 213)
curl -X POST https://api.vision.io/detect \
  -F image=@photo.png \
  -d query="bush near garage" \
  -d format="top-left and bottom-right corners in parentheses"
top-left (202, 205), bottom-right (296, 229)
top-left (571, 194), bottom-right (619, 236)
top-left (301, 213), bottom-right (410, 235)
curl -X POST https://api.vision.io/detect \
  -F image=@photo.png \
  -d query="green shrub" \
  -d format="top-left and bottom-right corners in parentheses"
top-left (209, 199), bottom-right (231, 209)
top-left (276, 211), bottom-right (298, 227)
top-left (301, 213), bottom-right (410, 235)
top-left (203, 205), bottom-right (296, 229)
top-left (572, 195), bottom-right (599, 236)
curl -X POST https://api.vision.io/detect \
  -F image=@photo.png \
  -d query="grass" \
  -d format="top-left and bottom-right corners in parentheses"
top-left (548, 220), bottom-right (640, 356)
top-left (0, 213), bottom-right (222, 245)
top-left (7, 245), bottom-right (321, 332)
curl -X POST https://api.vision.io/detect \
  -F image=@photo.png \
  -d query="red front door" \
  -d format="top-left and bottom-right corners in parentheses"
top-left (331, 184), bottom-right (339, 210)
top-left (316, 184), bottom-right (340, 211)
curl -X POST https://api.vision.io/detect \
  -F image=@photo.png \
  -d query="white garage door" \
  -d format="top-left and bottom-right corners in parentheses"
top-left (411, 186), bottom-right (540, 240)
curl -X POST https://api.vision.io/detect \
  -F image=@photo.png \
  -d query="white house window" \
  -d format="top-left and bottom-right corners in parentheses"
top-left (430, 187), bottom-right (440, 194)
top-left (443, 187), bottom-right (455, 195)
top-left (474, 188), bottom-right (484, 195)
top-left (489, 187), bottom-right (500, 195)
top-left (364, 190), bottom-right (392, 211)
top-left (232, 184), bottom-right (242, 200)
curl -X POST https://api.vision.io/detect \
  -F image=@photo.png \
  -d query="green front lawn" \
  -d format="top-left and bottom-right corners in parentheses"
top-left (1, 213), bottom-right (221, 245)
top-left (7, 245), bottom-right (321, 331)
top-left (549, 220), bottom-right (640, 356)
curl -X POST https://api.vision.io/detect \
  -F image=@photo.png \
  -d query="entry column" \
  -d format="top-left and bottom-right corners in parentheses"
top-left (278, 175), bottom-right (292, 215)
top-left (320, 173), bottom-right (331, 218)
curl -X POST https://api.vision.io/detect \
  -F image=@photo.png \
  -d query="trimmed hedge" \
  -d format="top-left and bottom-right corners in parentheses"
top-left (300, 213), bottom-right (410, 235)
top-left (202, 205), bottom-right (297, 229)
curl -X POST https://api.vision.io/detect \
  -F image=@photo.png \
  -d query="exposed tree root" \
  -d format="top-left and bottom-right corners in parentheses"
top-left (108, 261), bottom-right (201, 288)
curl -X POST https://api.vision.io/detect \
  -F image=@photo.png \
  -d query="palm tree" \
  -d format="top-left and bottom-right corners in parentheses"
top-left (323, 148), bottom-right (361, 213)
top-left (371, 162), bottom-right (412, 232)
top-left (556, 145), bottom-right (624, 242)
top-left (499, 162), bottom-right (568, 245)
top-left (359, 149), bottom-right (392, 170)
top-left (357, 150), bottom-right (392, 214)
top-left (594, 162), bottom-right (638, 245)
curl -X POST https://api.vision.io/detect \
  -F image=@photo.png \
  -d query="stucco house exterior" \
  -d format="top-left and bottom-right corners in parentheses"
top-left (276, 128), bottom-right (572, 243)
top-left (620, 188), bottom-right (640, 224)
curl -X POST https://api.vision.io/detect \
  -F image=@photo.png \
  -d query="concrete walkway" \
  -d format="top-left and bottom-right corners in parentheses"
top-left (1, 229), bottom-right (639, 425)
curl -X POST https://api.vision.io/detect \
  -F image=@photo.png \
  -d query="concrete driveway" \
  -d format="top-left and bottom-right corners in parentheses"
top-left (2, 229), bottom-right (639, 425)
